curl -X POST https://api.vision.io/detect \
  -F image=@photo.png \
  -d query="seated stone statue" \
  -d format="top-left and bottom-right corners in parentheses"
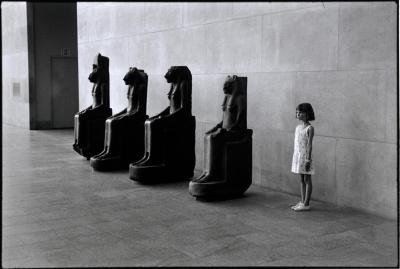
top-left (90, 67), bottom-right (149, 171)
top-left (129, 66), bottom-right (196, 183)
top-left (189, 75), bottom-right (253, 198)
top-left (73, 53), bottom-right (112, 160)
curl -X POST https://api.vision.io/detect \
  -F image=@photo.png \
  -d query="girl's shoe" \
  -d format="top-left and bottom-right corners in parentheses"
top-left (293, 204), bottom-right (310, 211)
top-left (291, 202), bottom-right (303, 210)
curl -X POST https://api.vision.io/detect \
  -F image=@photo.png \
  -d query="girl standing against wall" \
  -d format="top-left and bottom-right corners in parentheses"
top-left (291, 103), bottom-right (315, 211)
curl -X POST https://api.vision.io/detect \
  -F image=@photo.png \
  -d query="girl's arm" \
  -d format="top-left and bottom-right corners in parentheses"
top-left (306, 126), bottom-right (314, 166)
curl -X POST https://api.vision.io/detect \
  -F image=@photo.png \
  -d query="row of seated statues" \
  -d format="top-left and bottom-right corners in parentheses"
top-left (73, 53), bottom-right (253, 199)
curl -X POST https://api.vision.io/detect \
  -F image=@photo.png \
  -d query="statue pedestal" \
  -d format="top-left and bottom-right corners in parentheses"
top-left (189, 129), bottom-right (253, 198)
top-left (129, 116), bottom-right (196, 183)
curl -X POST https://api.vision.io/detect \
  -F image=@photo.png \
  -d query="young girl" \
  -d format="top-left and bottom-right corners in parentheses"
top-left (291, 103), bottom-right (315, 211)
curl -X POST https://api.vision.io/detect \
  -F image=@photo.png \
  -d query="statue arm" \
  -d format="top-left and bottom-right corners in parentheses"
top-left (180, 80), bottom-right (190, 111)
top-left (205, 121), bottom-right (223, 134)
top-left (227, 96), bottom-right (245, 132)
top-left (78, 84), bottom-right (96, 115)
top-left (87, 84), bottom-right (107, 116)
top-left (137, 84), bottom-right (147, 115)
top-left (101, 83), bottom-right (110, 108)
top-left (167, 80), bottom-right (190, 117)
top-left (149, 106), bottom-right (170, 120)
top-left (78, 105), bottom-right (93, 115)
top-left (111, 108), bottom-right (128, 120)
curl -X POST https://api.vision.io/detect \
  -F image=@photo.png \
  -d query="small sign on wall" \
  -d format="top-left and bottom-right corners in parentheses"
top-left (61, 48), bottom-right (71, 56)
top-left (12, 82), bottom-right (21, 97)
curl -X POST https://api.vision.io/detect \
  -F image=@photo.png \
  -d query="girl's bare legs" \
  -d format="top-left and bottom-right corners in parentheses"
top-left (300, 174), bottom-right (306, 204)
top-left (304, 174), bottom-right (312, 206)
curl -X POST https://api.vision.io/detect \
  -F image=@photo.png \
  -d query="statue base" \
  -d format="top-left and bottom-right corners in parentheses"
top-left (188, 180), bottom-right (251, 198)
top-left (189, 129), bottom-right (253, 199)
top-left (90, 156), bottom-right (127, 171)
top-left (129, 164), bottom-right (193, 183)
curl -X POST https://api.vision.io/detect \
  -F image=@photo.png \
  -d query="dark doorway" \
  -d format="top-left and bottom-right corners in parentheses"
top-left (51, 57), bottom-right (79, 128)
top-left (28, 3), bottom-right (78, 129)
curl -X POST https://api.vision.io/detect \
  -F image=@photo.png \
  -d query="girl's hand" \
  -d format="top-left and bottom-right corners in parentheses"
top-left (305, 160), bottom-right (311, 171)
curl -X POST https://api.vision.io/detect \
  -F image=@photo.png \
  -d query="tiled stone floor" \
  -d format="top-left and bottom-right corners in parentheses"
top-left (2, 124), bottom-right (398, 267)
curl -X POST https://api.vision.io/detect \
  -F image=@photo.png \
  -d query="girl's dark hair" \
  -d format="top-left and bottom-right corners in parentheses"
top-left (296, 103), bottom-right (315, 121)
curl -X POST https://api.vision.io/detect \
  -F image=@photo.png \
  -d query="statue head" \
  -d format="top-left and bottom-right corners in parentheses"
top-left (223, 75), bottom-right (241, 95)
top-left (123, 67), bottom-right (147, 86)
top-left (164, 66), bottom-right (192, 83)
top-left (88, 53), bottom-right (109, 83)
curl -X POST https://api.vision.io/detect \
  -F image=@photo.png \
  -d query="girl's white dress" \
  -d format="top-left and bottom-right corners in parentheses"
top-left (291, 124), bottom-right (314, 175)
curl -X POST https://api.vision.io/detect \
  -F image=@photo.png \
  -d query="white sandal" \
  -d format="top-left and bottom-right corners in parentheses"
top-left (293, 204), bottom-right (310, 211)
top-left (291, 202), bottom-right (303, 210)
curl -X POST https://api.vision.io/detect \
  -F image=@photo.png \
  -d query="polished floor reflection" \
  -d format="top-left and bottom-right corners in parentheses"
top-left (2, 124), bottom-right (398, 267)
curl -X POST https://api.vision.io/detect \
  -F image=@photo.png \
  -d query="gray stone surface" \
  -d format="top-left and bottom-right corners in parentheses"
top-left (2, 3), bottom-right (30, 128)
top-left (2, 124), bottom-right (397, 267)
top-left (145, 74), bottom-right (170, 116)
top-left (385, 69), bottom-right (397, 143)
top-left (338, 2), bottom-right (397, 70)
top-left (144, 3), bottom-right (183, 32)
top-left (294, 70), bottom-right (388, 141)
top-left (204, 21), bottom-right (235, 73)
top-left (310, 136), bottom-right (337, 204)
top-left (336, 139), bottom-right (397, 218)
top-left (184, 2), bottom-right (232, 26)
top-left (258, 130), bottom-right (295, 193)
top-left (192, 74), bottom-right (226, 123)
top-left (247, 72), bottom-right (296, 132)
top-left (232, 2), bottom-right (321, 18)
top-left (231, 17), bottom-right (262, 73)
top-left (261, 6), bottom-right (339, 72)
top-left (181, 26), bottom-right (207, 74)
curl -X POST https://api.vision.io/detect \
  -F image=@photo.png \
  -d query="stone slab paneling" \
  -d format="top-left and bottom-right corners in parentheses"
top-left (259, 130), bottom-right (295, 193)
top-left (184, 2), bottom-right (232, 26)
top-left (385, 69), bottom-right (397, 144)
top-left (231, 17), bottom-right (262, 73)
top-left (338, 2), bottom-right (397, 70)
top-left (310, 136), bottom-right (337, 204)
top-left (204, 21), bottom-right (235, 74)
top-left (77, 2), bottom-right (397, 219)
top-left (232, 2), bottom-right (321, 18)
top-left (2, 2), bottom-right (30, 128)
top-left (181, 26), bottom-right (207, 74)
top-left (144, 3), bottom-right (183, 32)
top-left (294, 70), bottom-right (388, 142)
top-left (336, 139), bottom-right (397, 219)
top-left (247, 72), bottom-right (296, 132)
top-left (145, 74), bottom-right (170, 117)
top-left (192, 74), bottom-right (227, 123)
top-left (261, 6), bottom-right (339, 72)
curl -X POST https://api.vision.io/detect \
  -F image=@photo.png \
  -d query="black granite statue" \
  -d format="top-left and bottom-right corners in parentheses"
top-left (189, 75), bottom-right (253, 198)
top-left (129, 66), bottom-right (196, 183)
top-left (90, 67), bottom-right (149, 171)
top-left (73, 53), bottom-right (112, 160)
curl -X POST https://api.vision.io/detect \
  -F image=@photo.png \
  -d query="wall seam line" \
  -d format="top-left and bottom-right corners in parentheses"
top-left (334, 138), bottom-right (338, 205)
top-left (336, 4), bottom-right (340, 71)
